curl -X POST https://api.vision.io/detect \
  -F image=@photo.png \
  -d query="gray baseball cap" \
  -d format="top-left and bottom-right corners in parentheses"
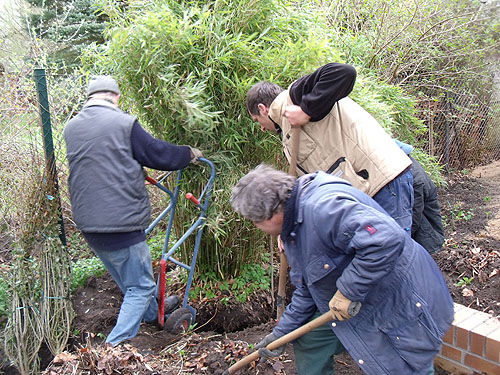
top-left (87, 75), bottom-right (121, 96)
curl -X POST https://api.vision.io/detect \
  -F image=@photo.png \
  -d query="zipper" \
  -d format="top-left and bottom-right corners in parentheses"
top-left (326, 157), bottom-right (346, 174)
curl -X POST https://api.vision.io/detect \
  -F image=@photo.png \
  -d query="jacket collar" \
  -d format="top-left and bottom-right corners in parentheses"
top-left (281, 172), bottom-right (354, 241)
top-left (83, 98), bottom-right (120, 111)
top-left (281, 173), bottom-right (316, 242)
top-left (268, 90), bottom-right (289, 128)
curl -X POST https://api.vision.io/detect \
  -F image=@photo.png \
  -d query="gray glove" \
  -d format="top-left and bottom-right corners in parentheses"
top-left (189, 146), bottom-right (203, 164)
top-left (255, 333), bottom-right (286, 359)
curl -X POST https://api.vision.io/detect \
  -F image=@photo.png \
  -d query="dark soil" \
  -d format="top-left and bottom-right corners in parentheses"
top-left (434, 161), bottom-right (500, 317)
top-left (2, 161), bottom-right (500, 375)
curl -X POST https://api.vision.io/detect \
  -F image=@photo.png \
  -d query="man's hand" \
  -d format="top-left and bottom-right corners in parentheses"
top-left (329, 289), bottom-right (354, 321)
top-left (255, 333), bottom-right (286, 359)
top-left (189, 147), bottom-right (203, 164)
top-left (277, 235), bottom-right (284, 252)
top-left (284, 105), bottom-right (310, 127)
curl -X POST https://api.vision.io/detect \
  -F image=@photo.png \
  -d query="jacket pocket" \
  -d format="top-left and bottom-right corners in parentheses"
top-left (331, 158), bottom-right (370, 194)
top-left (305, 255), bottom-right (338, 285)
top-left (379, 292), bottom-right (442, 372)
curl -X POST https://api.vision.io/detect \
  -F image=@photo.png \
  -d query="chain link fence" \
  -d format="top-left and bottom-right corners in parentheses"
top-left (0, 62), bottom-right (85, 248)
top-left (416, 79), bottom-right (500, 171)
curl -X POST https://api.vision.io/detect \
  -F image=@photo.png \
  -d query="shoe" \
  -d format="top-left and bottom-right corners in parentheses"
top-left (164, 295), bottom-right (180, 315)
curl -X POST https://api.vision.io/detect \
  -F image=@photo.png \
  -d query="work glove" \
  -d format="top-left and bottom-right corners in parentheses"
top-left (329, 289), bottom-right (354, 321)
top-left (188, 147), bottom-right (203, 164)
top-left (255, 333), bottom-right (286, 360)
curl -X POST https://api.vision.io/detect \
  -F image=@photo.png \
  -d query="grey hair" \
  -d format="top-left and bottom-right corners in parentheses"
top-left (246, 81), bottom-right (284, 115)
top-left (231, 164), bottom-right (296, 222)
top-left (88, 92), bottom-right (118, 103)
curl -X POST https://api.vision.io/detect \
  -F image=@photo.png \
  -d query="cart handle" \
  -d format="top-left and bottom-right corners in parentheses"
top-left (185, 193), bottom-right (200, 206)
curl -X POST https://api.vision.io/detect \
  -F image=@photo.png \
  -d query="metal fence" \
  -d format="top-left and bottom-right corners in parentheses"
top-left (0, 62), bottom-right (85, 247)
top-left (417, 86), bottom-right (500, 171)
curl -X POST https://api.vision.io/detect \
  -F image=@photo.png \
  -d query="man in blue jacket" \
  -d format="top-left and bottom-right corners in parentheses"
top-left (64, 76), bottom-right (203, 347)
top-left (231, 164), bottom-right (453, 375)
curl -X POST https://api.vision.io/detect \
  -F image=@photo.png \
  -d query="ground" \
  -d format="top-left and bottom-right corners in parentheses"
top-left (2, 161), bottom-right (500, 375)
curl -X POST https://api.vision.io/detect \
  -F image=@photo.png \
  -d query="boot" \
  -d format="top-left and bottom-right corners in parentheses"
top-left (164, 295), bottom-right (181, 315)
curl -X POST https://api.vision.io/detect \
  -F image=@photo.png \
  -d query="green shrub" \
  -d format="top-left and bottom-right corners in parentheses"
top-left (82, 0), bottom-right (436, 278)
top-left (0, 275), bottom-right (8, 323)
top-left (71, 257), bottom-right (106, 290)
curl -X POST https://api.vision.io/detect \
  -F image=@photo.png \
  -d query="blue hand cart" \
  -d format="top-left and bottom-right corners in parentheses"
top-left (144, 157), bottom-right (215, 332)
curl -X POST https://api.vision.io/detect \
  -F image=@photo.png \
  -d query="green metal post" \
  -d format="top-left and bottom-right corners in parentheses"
top-left (34, 68), bottom-right (67, 246)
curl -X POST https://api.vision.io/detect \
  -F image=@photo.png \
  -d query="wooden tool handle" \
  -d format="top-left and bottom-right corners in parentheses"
top-left (276, 252), bottom-right (288, 318)
top-left (226, 312), bottom-right (332, 374)
top-left (288, 127), bottom-right (300, 176)
top-left (277, 127), bottom-right (301, 319)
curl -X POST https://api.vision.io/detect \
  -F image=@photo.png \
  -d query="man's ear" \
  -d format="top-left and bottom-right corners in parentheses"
top-left (257, 103), bottom-right (268, 116)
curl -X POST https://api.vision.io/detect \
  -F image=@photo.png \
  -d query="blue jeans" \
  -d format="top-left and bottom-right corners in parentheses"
top-left (373, 168), bottom-right (414, 233)
top-left (92, 241), bottom-right (157, 346)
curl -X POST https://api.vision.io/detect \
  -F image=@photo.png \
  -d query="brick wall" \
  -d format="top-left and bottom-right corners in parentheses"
top-left (435, 303), bottom-right (500, 375)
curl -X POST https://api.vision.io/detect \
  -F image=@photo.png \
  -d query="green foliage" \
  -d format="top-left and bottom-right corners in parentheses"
top-left (25, 0), bottom-right (110, 67)
top-left (147, 232), bottom-right (166, 261)
top-left (351, 73), bottom-right (427, 146)
top-left (457, 276), bottom-right (473, 287)
top-left (410, 148), bottom-right (446, 187)
top-left (325, 0), bottom-right (500, 95)
top-left (188, 262), bottom-right (270, 303)
top-left (230, 263), bottom-right (271, 303)
top-left (71, 257), bottom-right (106, 290)
top-left (82, 0), bottom-right (430, 278)
top-left (445, 203), bottom-right (474, 230)
top-left (0, 275), bottom-right (8, 324)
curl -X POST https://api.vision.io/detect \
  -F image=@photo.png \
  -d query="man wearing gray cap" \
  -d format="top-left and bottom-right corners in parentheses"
top-left (64, 75), bottom-right (203, 347)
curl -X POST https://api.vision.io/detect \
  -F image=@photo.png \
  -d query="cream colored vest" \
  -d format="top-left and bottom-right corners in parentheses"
top-left (269, 91), bottom-right (411, 196)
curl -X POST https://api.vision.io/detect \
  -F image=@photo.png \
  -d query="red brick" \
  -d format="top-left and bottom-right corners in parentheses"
top-left (443, 325), bottom-right (455, 345)
top-left (464, 353), bottom-right (500, 375)
top-left (441, 343), bottom-right (464, 362)
top-left (456, 311), bottom-right (492, 351)
top-left (485, 326), bottom-right (500, 362)
top-left (466, 314), bottom-right (497, 355)
top-left (456, 326), bottom-right (470, 350)
top-left (470, 317), bottom-right (500, 358)
top-left (434, 356), bottom-right (473, 375)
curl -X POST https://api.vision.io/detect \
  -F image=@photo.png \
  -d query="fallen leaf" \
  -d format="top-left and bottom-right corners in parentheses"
top-left (470, 247), bottom-right (481, 254)
top-left (490, 269), bottom-right (498, 278)
top-left (462, 288), bottom-right (474, 297)
top-left (272, 361), bottom-right (285, 372)
top-left (52, 352), bottom-right (77, 365)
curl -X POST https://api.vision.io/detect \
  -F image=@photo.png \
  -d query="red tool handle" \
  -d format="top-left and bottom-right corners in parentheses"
top-left (145, 176), bottom-right (157, 185)
top-left (186, 193), bottom-right (200, 205)
top-left (157, 259), bottom-right (166, 328)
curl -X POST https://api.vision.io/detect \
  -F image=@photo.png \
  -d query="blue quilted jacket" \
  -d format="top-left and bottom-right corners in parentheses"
top-left (274, 172), bottom-right (453, 375)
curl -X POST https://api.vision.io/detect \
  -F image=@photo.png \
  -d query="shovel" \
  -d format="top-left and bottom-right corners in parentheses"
top-left (223, 302), bottom-right (362, 375)
top-left (222, 311), bottom-right (333, 375)
top-left (276, 126), bottom-right (301, 319)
